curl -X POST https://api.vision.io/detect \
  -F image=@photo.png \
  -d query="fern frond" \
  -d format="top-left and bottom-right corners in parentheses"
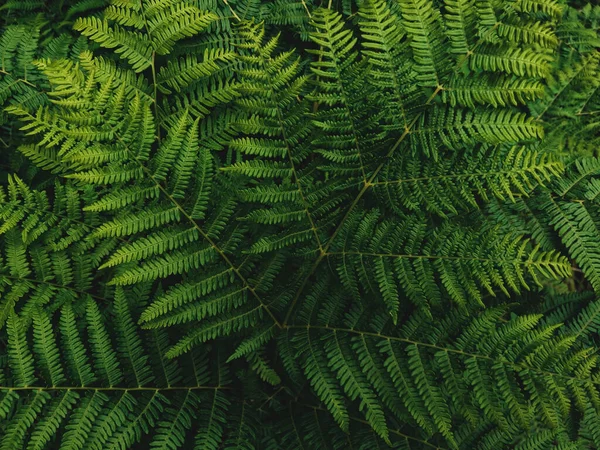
top-left (397, 0), bottom-right (449, 87)
top-left (412, 107), bottom-right (544, 159)
top-left (331, 212), bottom-right (571, 318)
top-left (375, 145), bottom-right (563, 216)
top-left (2, 1), bottom-right (599, 447)
top-left (443, 75), bottom-right (545, 108)
top-left (286, 303), bottom-right (600, 449)
top-left (1, 300), bottom-right (231, 449)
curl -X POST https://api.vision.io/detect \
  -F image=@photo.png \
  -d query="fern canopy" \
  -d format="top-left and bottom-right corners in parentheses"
top-left (1, 0), bottom-right (600, 448)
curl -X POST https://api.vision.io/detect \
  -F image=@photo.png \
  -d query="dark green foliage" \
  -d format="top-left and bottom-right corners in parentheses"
top-left (1, 0), bottom-right (600, 448)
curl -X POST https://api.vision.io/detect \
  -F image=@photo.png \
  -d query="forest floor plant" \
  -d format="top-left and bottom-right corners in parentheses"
top-left (1, 0), bottom-right (600, 448)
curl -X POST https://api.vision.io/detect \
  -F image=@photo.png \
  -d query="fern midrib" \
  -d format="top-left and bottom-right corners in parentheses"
top-left (118, 327), bottom-right (145, 388)
top-left (0, 274), bottom-right (111, 305)
top-left (445, 82), bottom-right (542, 96)
top-left (36, 322), bottom-right (62, 387)
top-left (0, 385), bottom-right (226, 391)
top-left (0, 68), bottom-right (38, 89)
top-left (288, 325), bottom-right (600, 388)
top-left (105, 390), bottom-right (160, 450)
top-left (82, 390), bottom-right (130, 449)
top-left (150, 329), bottom-right (175, 388)
top-left (577, 76), bottom-right (600, 115)
top-left (229, 400), bottom-right (248, 446)
top-left (196, 389), bottom-right (221, 447)
top-left (326, 250), bottom-right (562, 266)
top-left (311, 408), bottom-right (333, 449)
top-left (497, 20), bottom-right (558, 45)
top-left (413, 116), bottom-right (539, 136)
top-left (63, 322), bottom-right (90, 387)
top-left (157, 389), bottom-right (193, 444)
top-left (557, 164), bottom-right (600, 197)
top-left (222, 0), bottom-right (241, 21)
top-left (288, 403), bottom-right (310, 450)
top-left (373, 160), bottom-right (559, 186)
top-left (331, 329), bottom-right (389, 442)
top-left (59, 390), bottom-right (101, 448)
top-left (146, 287), bottom-right (248, 328)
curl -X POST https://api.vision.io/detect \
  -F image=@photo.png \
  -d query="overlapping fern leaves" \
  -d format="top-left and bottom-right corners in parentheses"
top-left (1, 0), bottom-right (600, 448)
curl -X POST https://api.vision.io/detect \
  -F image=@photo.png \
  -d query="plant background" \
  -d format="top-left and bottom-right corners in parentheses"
top-left (1, 0), bottom-right (600, 449)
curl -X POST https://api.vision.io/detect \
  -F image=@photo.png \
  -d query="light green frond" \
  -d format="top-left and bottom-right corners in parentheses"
top-left (74, 17), bottom-right (153, 72)
top-left (443, 75), bottom-right (545, 108)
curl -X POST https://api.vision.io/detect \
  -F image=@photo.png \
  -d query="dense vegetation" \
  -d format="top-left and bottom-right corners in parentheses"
top-left (1, 0), bottom-right (600, 448)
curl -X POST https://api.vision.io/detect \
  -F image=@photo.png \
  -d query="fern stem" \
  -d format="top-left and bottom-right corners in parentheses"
top-left (0, 385), bottom-right (228, 391)
top-left (301, 0), bottom-right (312, 18)
top-left (222, 0), bottom-right (240, 21)
top-left (371, 156), bottom-right (559, 186)
top-left (151, 52), bottom-right (160, 141)
top-left (0, 274), bottom-right (112, 304)
top-left (576, 110), bottom-right (600, 116)
top-left (256, 386), bottom-right (286, 412)
top-left (325, 250), bottom-right (546, 264)
top-left (0, 69), bottom-right (37, 88)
